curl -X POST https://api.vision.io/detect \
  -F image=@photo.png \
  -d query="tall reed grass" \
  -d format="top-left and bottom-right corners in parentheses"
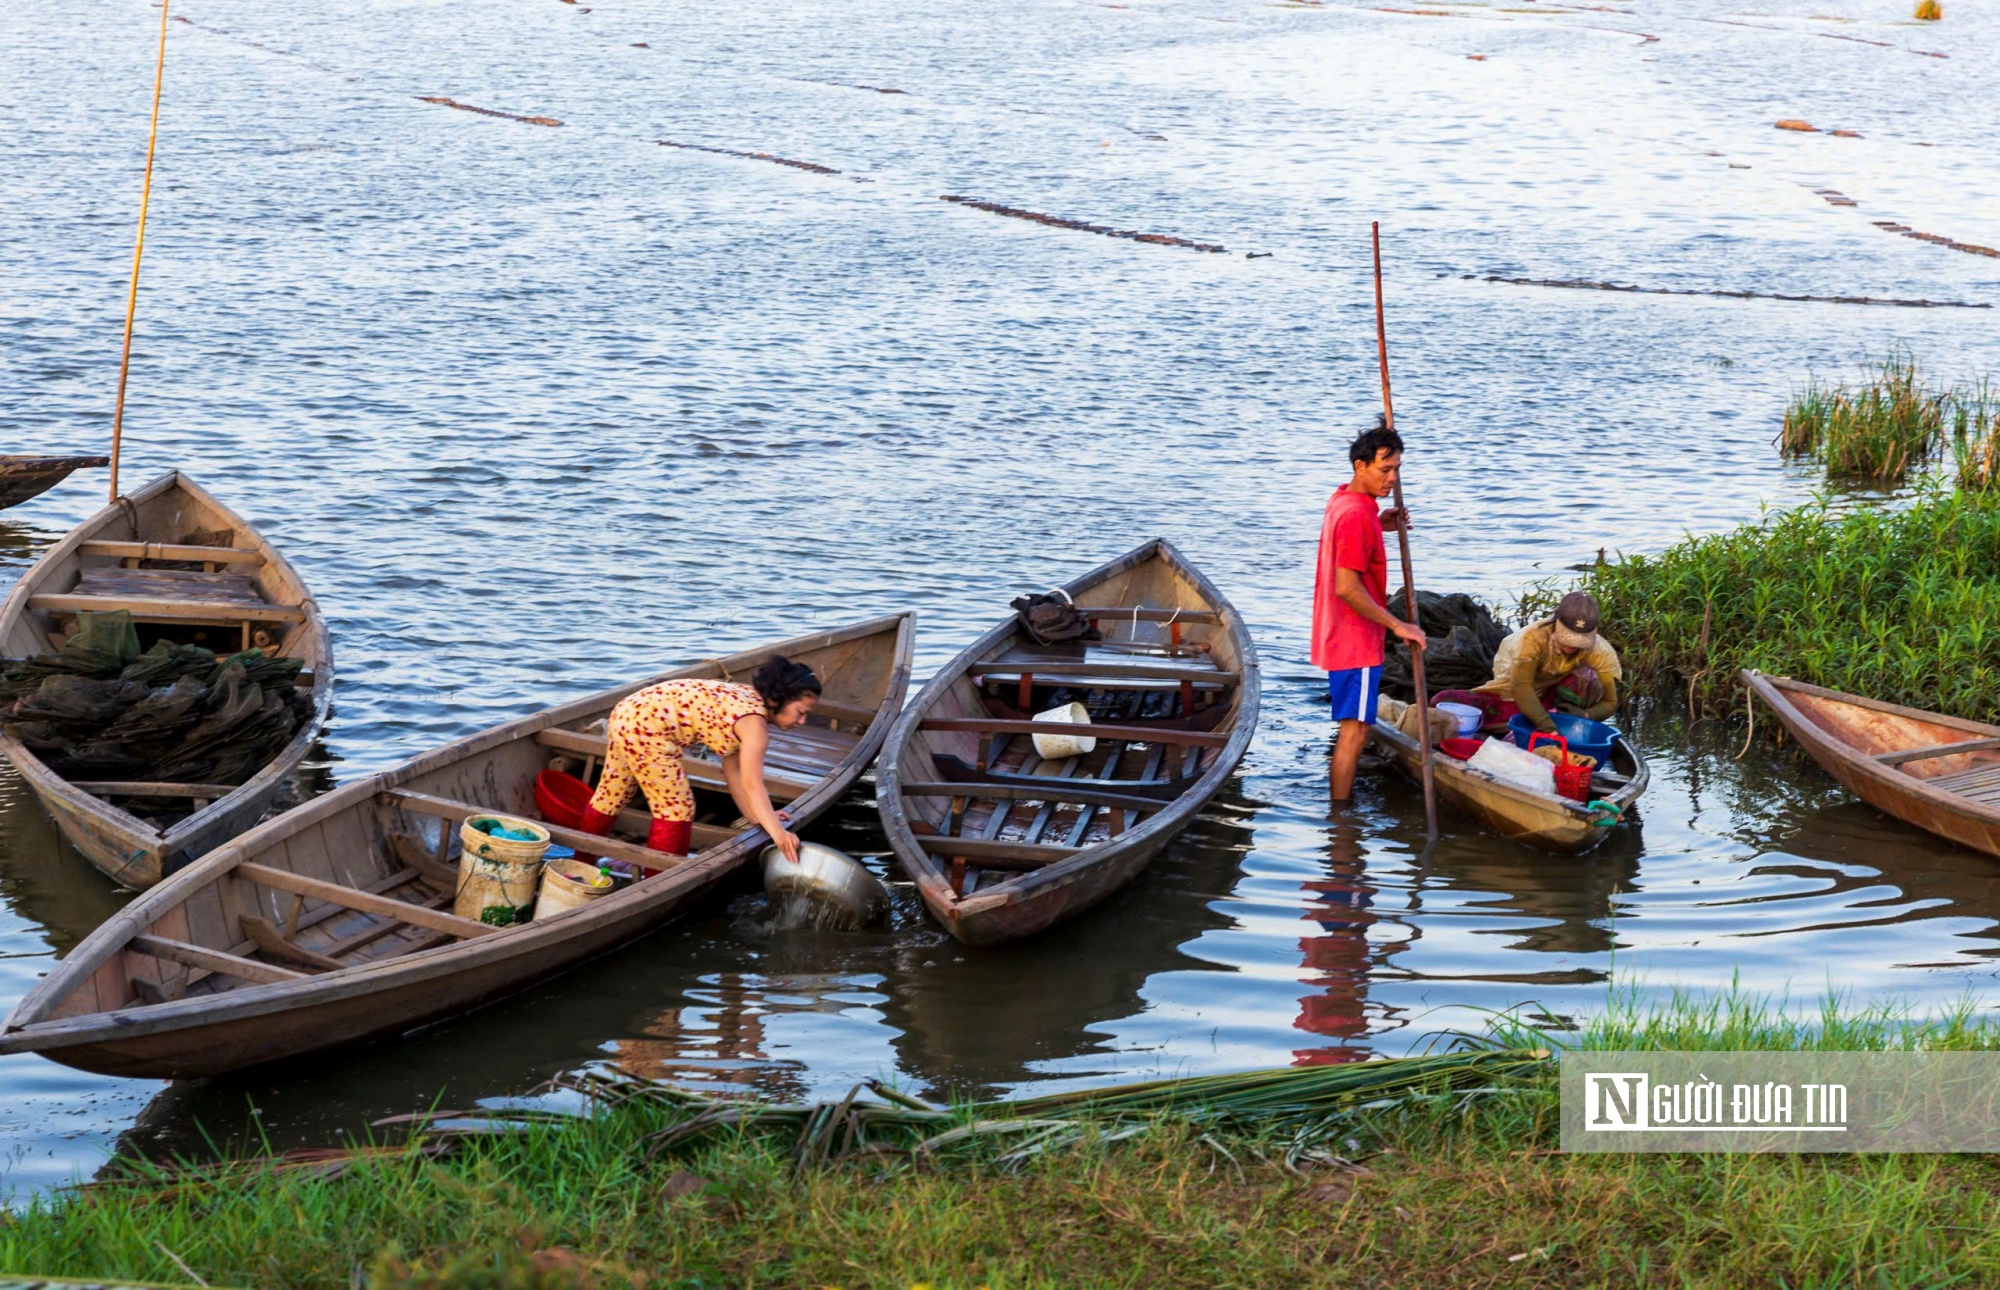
top-left (1525, 486), bottom-right (2000, 720)
top-left (1779, 352), bottom-right (1948, 483)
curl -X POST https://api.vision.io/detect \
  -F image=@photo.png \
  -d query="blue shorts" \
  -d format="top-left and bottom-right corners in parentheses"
top-left (1327, 666), bottom-right (1381, 725)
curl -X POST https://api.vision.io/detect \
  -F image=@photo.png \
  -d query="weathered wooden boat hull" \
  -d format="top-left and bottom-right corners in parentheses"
top-left (1369, 720), bottom-right (1647, 855)
top-left (879, 539), bottom-right (1258, 947)
top-left (1744, 670), bottom-right (2000, 858)
top-left (0, 614), bottom-right (913, 1078)
top-left (0, 455), bottom-right (109, 510)
top-left (0, 471), bottom-right (333, 887)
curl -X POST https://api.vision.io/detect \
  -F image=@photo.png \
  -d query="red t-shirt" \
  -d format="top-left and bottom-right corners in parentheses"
top-left (1311, 485), bottom-right (1389, 671)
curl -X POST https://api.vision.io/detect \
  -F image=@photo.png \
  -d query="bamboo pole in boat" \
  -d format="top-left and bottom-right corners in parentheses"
top-left (1371, 221), bottom-right (1438, 840)
top-left (109, 0), bottom-right (171, 503)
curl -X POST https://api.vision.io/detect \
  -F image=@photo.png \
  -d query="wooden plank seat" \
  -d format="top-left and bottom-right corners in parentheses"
top-left (1073, 606), bottom-right (1221, 624)
top-left (234, 862), bottom-right (495, 940)
top-left (380, 788), bottom-right (736, 872)
top-left (130, 934), bottom-right (305, 985)
top-left (1924, 764), bottom-right (2000, 801)
top-left (917, 718), bottom-right (1228, 747)
top-left (900, 780), bottom-right (1171, 817)
top-left (79, 540), bottom-right (265, 566)
top-left (912, 836), bottom-right (1082, 869)
top-left (973, 650), bottom-right (1238, 686)
top-left (30, 592), bottom-right (304, 625)
top-left (1878, 737), bottom-right (2000, 767)
top-left (73, 567), bottom-right (268, 603)
top-left (532, 727), bottom-right (818, 801)
top-left (71, 781), bottom-right (239, 799)
top-left (929, 755), bottom-right (1189, 801)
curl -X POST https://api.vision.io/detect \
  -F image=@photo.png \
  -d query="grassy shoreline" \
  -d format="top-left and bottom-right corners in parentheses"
top-left (8, 995), bottom-right (2000, 1289)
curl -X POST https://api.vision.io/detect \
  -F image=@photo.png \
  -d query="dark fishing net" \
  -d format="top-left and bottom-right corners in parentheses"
top-left (1, 629), bottom-right (310, 787)
top-left (1381, 590), bottom-right (1511, 700)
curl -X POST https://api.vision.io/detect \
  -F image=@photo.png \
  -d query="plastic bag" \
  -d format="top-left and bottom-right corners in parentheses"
top-left (1466, 736), bottom-right (1558, 796)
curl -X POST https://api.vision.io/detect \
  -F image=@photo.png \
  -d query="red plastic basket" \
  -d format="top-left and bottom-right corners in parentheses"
top-left (1529, 732), bottom-right (1593, 802)
top-left (534, 769), bottom-right (594, 828)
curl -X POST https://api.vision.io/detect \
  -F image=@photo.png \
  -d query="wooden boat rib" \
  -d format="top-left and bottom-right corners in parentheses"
top-left (0, 613), bottom-right (914, 1078)
top-left (878, 539), bottom-right (1258, 946)
top-left (0, 471), bottom-right (333, 887)
top-left (1369, 716), bottom-right (1648, 855)
top-left (0, 455), bottom-right (110, 511)
top-left (1745, 669), bottom-right (2000, 857)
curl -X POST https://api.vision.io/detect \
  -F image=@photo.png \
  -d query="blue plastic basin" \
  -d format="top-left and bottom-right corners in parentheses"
top-left (1508, 711), bottom-right (1620, 767)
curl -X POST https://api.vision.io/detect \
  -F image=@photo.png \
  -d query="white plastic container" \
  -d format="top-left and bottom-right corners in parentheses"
top-left (1436, 702), bottom-right (1484, 735)
top-left (1466, 736), bottom-right (1558, 797)
top-left (1031, 701), bottom-right (1097, 760)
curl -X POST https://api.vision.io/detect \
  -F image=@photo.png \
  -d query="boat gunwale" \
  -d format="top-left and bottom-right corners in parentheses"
top-left (877, 538), bottom-right (1260, 925)
top-left (0, 471), bottom-right (335, 881)
top-left (0, 612), bottom-right (914, 1050)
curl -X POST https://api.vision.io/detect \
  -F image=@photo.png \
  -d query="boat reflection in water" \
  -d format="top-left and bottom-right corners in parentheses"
top-left (877, 788), bottom-right (1257, 1104)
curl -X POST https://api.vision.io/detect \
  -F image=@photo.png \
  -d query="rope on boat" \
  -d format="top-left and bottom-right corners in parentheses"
top-left (109, 0), bottom-right (173, 502)
top-left (1585, 799), bottom-right (1624, 828)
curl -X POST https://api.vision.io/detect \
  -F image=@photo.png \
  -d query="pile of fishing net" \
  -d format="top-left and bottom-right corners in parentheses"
top-left (0, 611), bottom-right (311, 785)
top-left (1380, 590), bottom-right (1510, 700)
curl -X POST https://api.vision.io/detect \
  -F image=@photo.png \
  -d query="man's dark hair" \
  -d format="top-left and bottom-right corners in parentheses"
top-left (1348, 415), bottom-right (1403, 466)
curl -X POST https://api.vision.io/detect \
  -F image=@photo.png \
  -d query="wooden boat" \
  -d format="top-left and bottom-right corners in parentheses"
top-left (0, 471), bottom-right (333, 888)
top-left (1745, 670), bottom-right (2000, 857)
top-left (1368, 715), bottom-right (1648, 854)
top-left (877, 539), bottom-right (1258, 947)
top-left (0, 455), bottom-right (110, 511)
top-left (0, 613), bottom-right (913, 1078)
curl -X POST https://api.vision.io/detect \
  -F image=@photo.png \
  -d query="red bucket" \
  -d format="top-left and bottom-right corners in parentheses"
top-left (535, 769), bottom-right (594, 828)
top-left (1439, 737), bottom-right (1483, 762)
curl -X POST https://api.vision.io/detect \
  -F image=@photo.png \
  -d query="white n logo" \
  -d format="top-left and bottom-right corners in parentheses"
top-left (1586, 1074), bottom-right (1649, 1129)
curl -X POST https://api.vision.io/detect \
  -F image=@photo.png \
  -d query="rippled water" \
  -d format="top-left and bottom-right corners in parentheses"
top-left (2, 0), bottom-right (1997, 1196)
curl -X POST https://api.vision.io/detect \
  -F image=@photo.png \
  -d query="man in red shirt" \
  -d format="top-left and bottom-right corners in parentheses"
top-left (1313, 419), bottom-right (1427, 804)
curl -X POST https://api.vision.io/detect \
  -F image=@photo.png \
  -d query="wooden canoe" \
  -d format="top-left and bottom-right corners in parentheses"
top-left (0, 455), bottom-right (110, 511)
top-left (1368, 718), bottom-right (1647, 854)
top-left (0, 613), bottom-right (914, 1078)
top-left (877, 539), bottom-right (1258, 947)
top-left (1744, 670), bottom-right (2000, 857)
top-left (0, 471), bottom-right (333, 888)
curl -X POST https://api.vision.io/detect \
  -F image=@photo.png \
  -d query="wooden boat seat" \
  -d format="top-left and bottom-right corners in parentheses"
top-left (1072, 606), bottom-right (1221, 624)
top-left (1877, 737), bottom-right (2000, 767)
top-left (900, 780), bottom-right (1170, 816)
top-left (78, 540), bottom-right (265, 566)
top-left (1921, 764), bottom-right (2000, 802)
top-left (32, 567), bottom-right (304, 625)
top-left (912, 835), bottom-right (1081, 870)
top-left (381, 788), bottom-right (735, 870)
top-left (973, 644), bottom-right (1238, 694)
top-left (532, 727), bottom-right (819, 801)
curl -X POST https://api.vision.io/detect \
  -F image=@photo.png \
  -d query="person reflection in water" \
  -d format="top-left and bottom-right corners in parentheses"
top-left (1312, 418), bottom-right (1427, 805)
top-left (1294, 813), bottom-right (1376, 1065)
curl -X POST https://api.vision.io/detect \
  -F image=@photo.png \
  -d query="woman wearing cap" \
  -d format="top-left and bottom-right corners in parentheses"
top-left (1434, 592), bottom-right (1622, 735)
top-left (572, 656), bottom-right (821, 863)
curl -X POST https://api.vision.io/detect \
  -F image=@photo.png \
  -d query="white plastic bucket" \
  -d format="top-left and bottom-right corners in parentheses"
top-left (1031, 701), bottom-right (1097, 760)
top-left (1436, 702), bottom-right (1484, 735)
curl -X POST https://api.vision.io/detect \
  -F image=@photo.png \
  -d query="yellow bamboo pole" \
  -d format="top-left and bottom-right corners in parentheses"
top-left (109, 0), bottom-right (171, 503)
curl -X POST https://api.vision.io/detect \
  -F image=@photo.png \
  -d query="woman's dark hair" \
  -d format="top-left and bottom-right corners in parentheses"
top-left (751, 656), bottom-right (822, 710)
top-left (1349, 414), bottom-right (1404, 466)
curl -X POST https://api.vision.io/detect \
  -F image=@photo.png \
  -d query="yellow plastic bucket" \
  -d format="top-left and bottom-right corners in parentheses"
top-left (454, 815), bottom-right (550, 925)
top-left (534, 857), bottom-right (615, 920)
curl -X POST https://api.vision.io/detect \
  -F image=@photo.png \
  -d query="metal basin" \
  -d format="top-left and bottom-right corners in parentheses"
top-left (762, 841), bottom-right (889, 928)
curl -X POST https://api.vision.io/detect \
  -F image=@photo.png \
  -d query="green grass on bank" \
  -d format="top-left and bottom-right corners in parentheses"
top-left (1527, 485), bottom-right (2000, 722)
top-left (9, 993), bottom-right (2000, 1289)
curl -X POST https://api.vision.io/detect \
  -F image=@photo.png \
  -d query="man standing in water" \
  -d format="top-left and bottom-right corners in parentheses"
top-left (1314, 419), bottom-right (1427, 804)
